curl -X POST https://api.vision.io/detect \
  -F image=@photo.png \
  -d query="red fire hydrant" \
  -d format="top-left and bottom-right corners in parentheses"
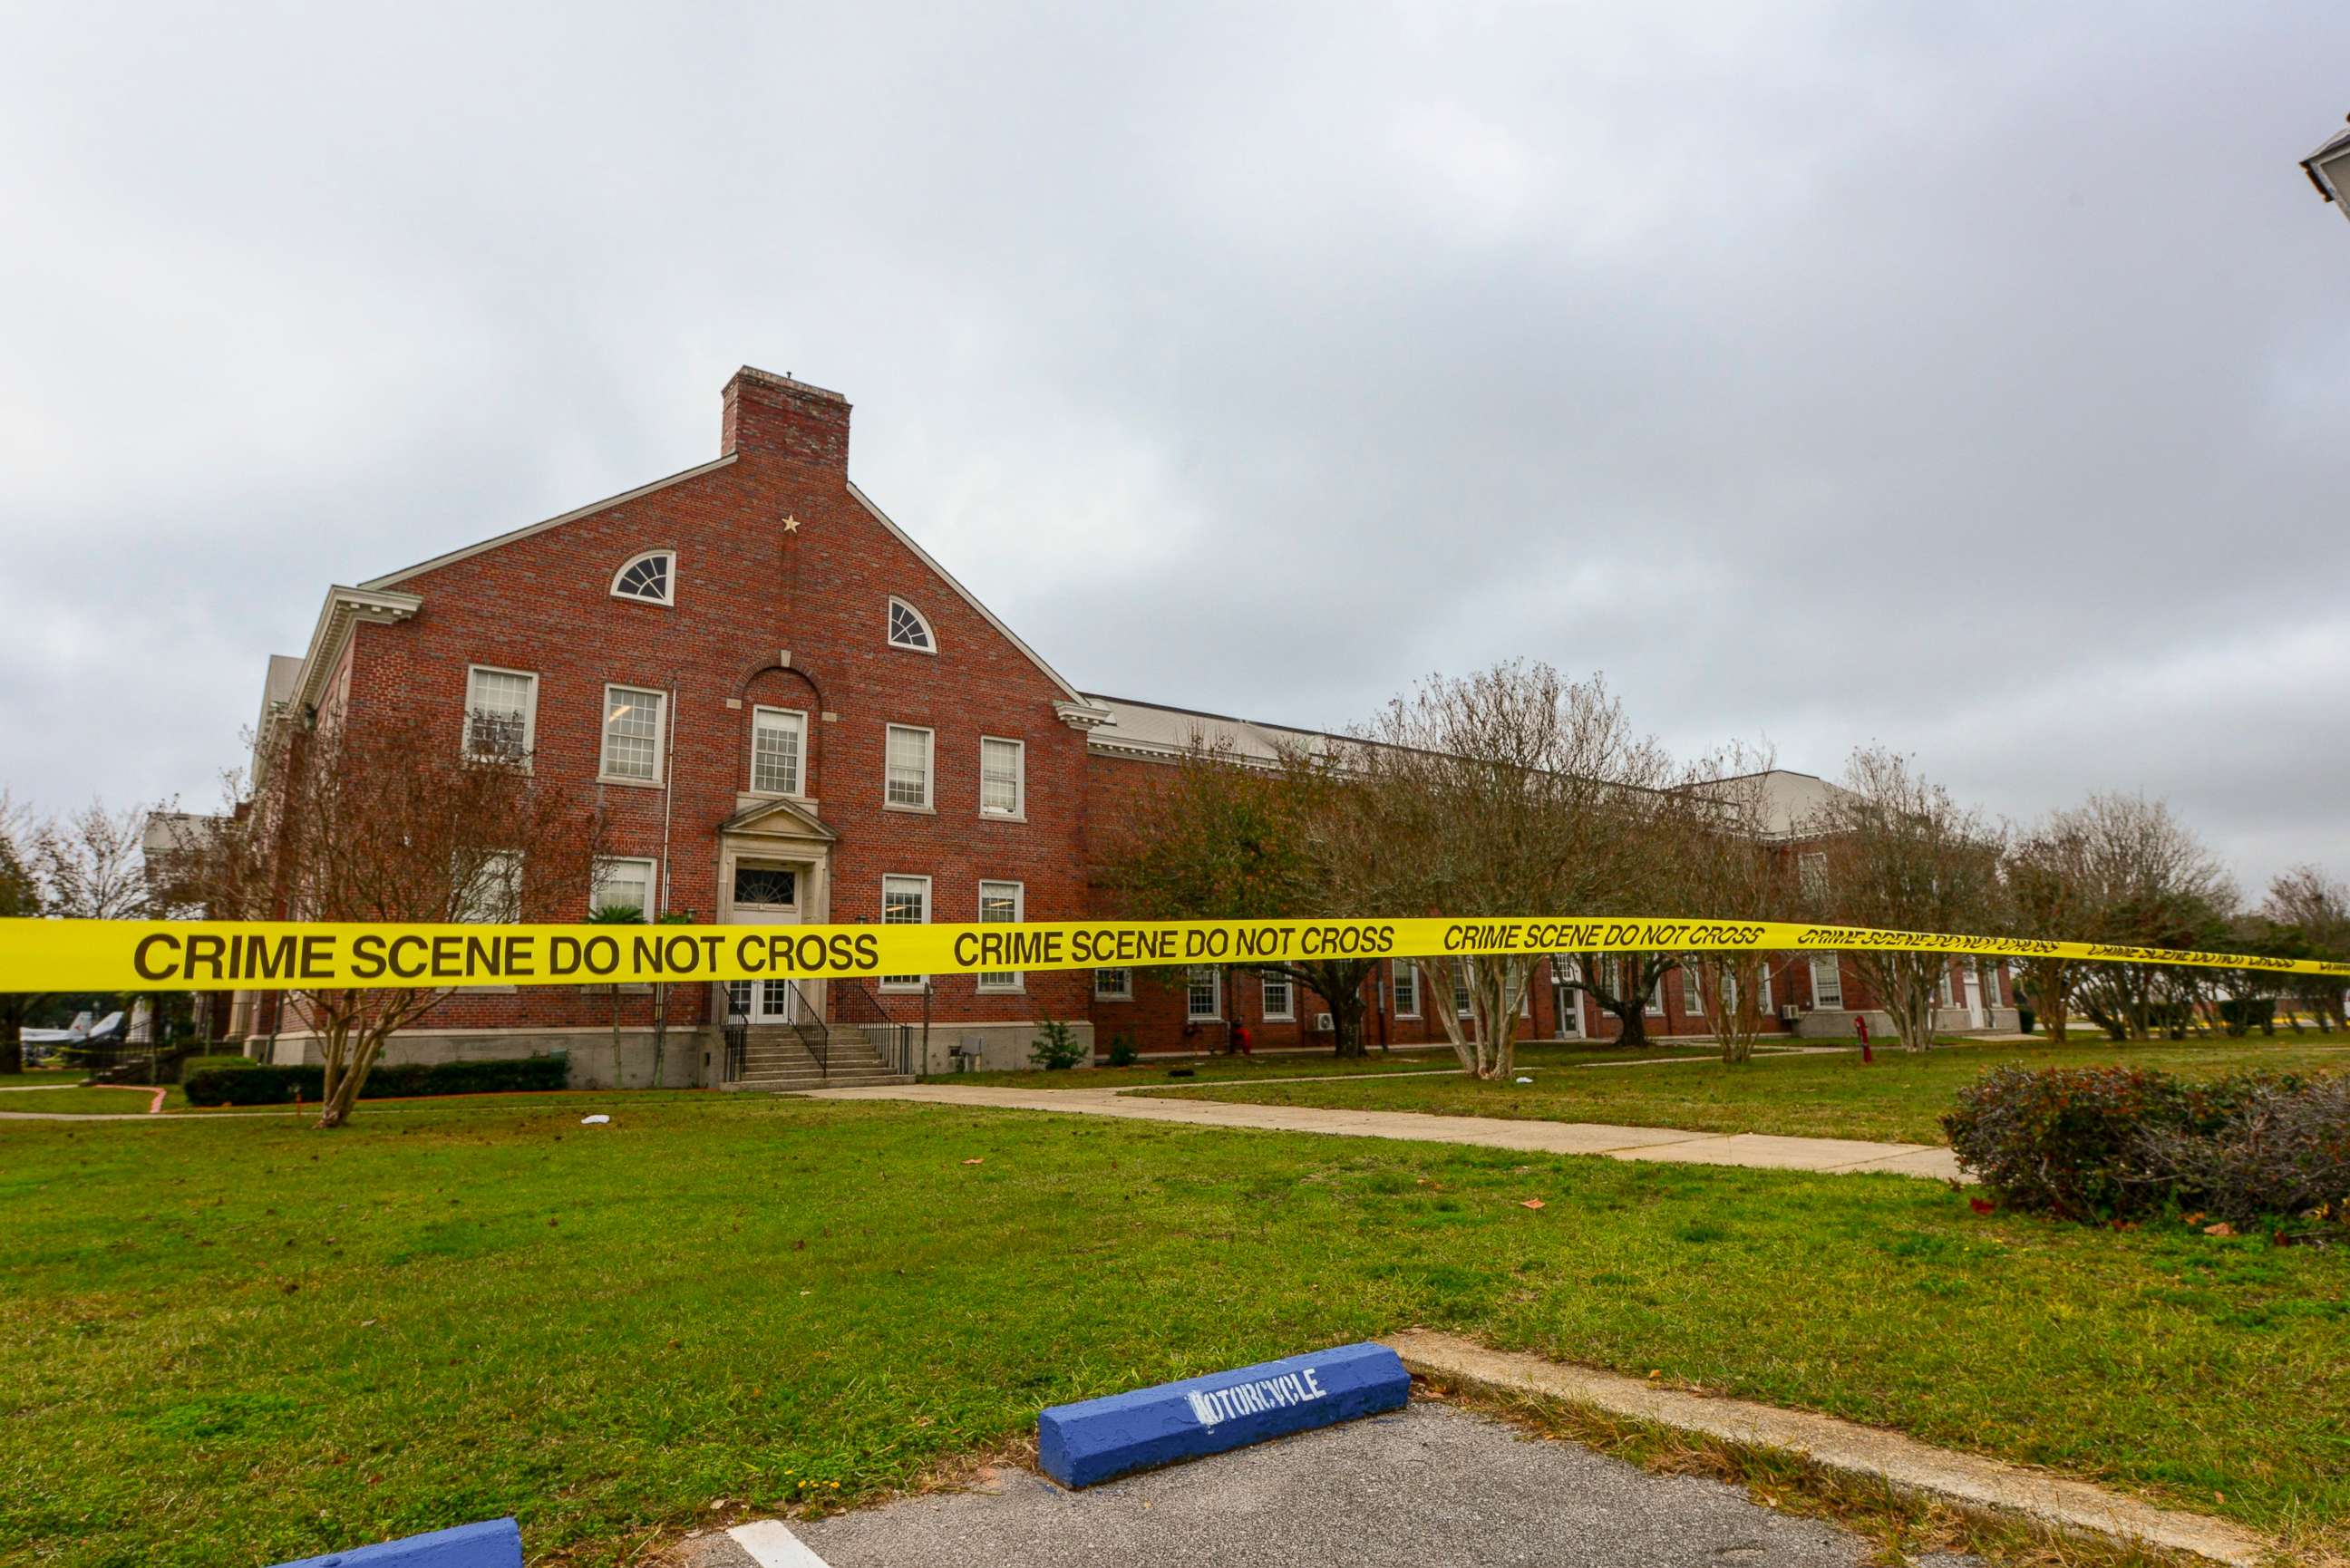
top-left (1854, 1013), bottom-right (1873, 1065)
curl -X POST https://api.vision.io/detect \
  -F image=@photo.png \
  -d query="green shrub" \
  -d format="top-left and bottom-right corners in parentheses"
top-left (1944, 1064), bottom-right (2343, 1224)
top-left (1029, 1018), bottom-right (1085, 1070)
top-left (2135, 1074), bottom-right (2350, 1225)
top-left (184, 1053), bottom-right (569, 1107)
top-left (1106, 1033), bottom-right (1138, 1068)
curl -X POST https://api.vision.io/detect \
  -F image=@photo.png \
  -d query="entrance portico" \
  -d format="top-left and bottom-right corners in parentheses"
top-left (716, 796), bottom-right (837, 1026)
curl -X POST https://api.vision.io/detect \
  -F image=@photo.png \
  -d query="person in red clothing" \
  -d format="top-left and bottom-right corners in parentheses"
top-left (1232, 1021), bottom-right (1253, 1056)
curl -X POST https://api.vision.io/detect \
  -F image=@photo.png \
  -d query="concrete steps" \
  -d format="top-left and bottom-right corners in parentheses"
top-left (723, 1024), bottom-right (911, 1091)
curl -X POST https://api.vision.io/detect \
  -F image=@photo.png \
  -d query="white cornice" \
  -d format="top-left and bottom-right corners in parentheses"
top-left (257, 586), bottom-right (423, 779)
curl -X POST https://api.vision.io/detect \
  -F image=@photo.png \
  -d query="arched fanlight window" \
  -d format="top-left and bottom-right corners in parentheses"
top-left (887, 596), bottom-right (935, 653)
top-left (612, 551), bottom-right (676, 605)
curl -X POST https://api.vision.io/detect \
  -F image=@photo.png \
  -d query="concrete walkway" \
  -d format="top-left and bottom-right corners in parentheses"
top-left (685, 1403), bottom-right (1963, 1568)
top-left (801, 1082), bottom-right (1966, 1181)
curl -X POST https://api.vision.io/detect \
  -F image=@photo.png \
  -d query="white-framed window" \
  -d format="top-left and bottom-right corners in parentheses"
top-left (1646, 961), bottom-right (1667, 1014)
top-left (1392, 959), bottom-right (1419, 1019)
top-left (1094, 967), bottom-right (1132, 1001)
top-left (1683, 968), bottom-right (1704, 1015)
top-left (976, 880), bottom-right (1024, 991)
top-left (600, 685), bottom-right (666, 783)
top-left (1453, 965), bottom-right (1473, 1019)
top-left (1187, 965), bottom-right (1222, 1021)
top-left (979, 736), bottom-right (1024, 818)
top-left (886, 597), bottom-right (935, 653)
top-left (1937, 966), bottom-right (1956, 1007)
top-left (592, 856), bottom-right (656, 919)
top-left (1260, 970), bottom-right (1294, 1021)
top-left (1732, 964), bottom-right (1772, 1014)
top-left (751, 706), bottom-right (807, 796)
top-left (455, 850), bottom-right (522, 924)
top-left (1798, 850), bottom-right (1829, 898)
top-left (879, 875), bottom-right (930, 990)
top-left (1810, 953), bottom-right (1844, 1010)
top-left (611, 550), bottom-right (676, 605)
top-left (885, 724), bottom-right (934, 809)
top-left (463, 666), bottom-right (538, 763)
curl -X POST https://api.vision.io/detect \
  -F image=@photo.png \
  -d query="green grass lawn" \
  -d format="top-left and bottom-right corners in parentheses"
top-left (1141, 1035), bottom-right (2350, 1145)
top-left (937, 1038), bottom-right (1725, 1090)
top-left (0, 1074), bottom-right (188, 1116)
top-left (2, 1093), bottom-right (2344, 1566)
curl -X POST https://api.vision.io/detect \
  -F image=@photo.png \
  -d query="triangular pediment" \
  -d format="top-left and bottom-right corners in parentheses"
top-left (720, 796), bottom-right (838, 841)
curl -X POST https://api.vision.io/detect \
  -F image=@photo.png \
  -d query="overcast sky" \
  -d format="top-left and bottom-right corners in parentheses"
top-left (4, 2), bottom-right (2345, 895)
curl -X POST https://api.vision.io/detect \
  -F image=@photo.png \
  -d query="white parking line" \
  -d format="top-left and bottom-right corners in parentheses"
top-left (729, 1519), bottom-right (833, 1567)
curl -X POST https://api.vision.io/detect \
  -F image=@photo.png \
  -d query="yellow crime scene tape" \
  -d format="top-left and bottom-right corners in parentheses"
top-left (3, 915), bottom-right (2345, 992)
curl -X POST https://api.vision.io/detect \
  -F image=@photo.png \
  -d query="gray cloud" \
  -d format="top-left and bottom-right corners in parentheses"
top-left (3, 1), bottom-right (2346, 895)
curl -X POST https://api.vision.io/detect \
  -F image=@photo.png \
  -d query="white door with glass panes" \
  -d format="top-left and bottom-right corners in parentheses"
top-left (724, 860), bottom-right (802, 1023)
top-left (1549, 956), bottom-right (1585, 1039)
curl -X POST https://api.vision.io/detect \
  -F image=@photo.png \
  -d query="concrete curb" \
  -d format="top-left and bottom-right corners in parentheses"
top-left (1384, 1331), bottom-right (2269, 1567)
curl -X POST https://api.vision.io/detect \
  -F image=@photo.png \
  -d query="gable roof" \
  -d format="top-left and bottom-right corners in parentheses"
top-left (358, 454), bottom-right (740, 592)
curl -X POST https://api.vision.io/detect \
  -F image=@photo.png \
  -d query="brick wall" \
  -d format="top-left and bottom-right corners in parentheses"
top-left (320, 369), bottom-right (1093, 1036)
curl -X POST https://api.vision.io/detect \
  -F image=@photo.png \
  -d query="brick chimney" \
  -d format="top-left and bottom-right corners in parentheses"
top-left (721, 366), bottom-right (851, 469)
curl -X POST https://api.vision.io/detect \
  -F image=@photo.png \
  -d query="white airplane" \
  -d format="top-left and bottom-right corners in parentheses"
top-left (21, 1011), bottom-right (118, 1045)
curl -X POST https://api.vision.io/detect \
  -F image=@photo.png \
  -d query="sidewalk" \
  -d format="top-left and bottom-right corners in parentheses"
top-left (800, 1082), bottom-right (1966, 1181)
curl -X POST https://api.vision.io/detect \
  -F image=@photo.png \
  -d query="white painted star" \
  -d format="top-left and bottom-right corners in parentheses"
top-left (782, 514), bottom-right (801, 533)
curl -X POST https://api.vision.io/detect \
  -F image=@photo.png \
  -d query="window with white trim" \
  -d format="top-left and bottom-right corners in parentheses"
top-left (1260, 970), bottom-right (1294, 1021)
top-left (885, 724), bottom-right (933, 808)
top-left (1798, 850), bottom-right (1829, 899)
top-left (979, 736), bottom-right (1024, 818)
top-left (1187, 965), bottom-right (1222, 1021)
top-left (1453, 966), bottom-right (1473, 1019)
top-left (464, 666), bottom-right (537, 762)
top-left (592, 857), bottom-right (656, 919)
top-left (976, 880), bottom-right (1023, 991)
top-left (1646, 960), bottom-right (1667, 1014)
top-left (456, 850), bottom-right (522, 924)
top-left (751, 707), bottom-right (806, 796)
top-left (1094, 968), bottom-right (1132, 1001)
top-left (1684, 967), bottom-right (1704, 1015)
top-left (887, 597), bottom-right (934, 653)
top-left (600, 686), bottom-right (665, 782)
top-left (1810, 953), bottom-right (1844, 1010)
top-left (880, 876), bottom-right (930, 989)
top-left (1392, 959), bottom-right (1419, 1019)
top-left (611, 550), bottom-right (675, 605)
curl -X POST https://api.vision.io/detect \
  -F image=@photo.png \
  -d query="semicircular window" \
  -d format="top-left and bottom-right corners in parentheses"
top-left (612, 551), bottom-right (675, 605)
top-left (887, 597), bottom-right (934, 652)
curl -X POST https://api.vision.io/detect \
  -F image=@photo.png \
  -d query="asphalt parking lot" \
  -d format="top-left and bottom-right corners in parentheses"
top-left (687, 1402), bottom-right (1981, 1568)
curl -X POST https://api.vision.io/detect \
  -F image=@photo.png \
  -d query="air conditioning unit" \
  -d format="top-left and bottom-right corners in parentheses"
top-left (1313, 1012), bottom-right (1335, 1032)
top-left (1779, 1004), bottom-right (1804, 1023)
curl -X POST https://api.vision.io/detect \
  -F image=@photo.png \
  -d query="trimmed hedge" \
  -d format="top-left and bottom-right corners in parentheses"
top-left (184, 1053), bottom-right (568, 1107)
top-left (1943, 1063), bottom-right (2348, 1224)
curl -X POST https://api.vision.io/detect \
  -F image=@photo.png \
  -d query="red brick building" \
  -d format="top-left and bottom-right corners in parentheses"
top-left (224, 368), bottom-right (2011, 1084)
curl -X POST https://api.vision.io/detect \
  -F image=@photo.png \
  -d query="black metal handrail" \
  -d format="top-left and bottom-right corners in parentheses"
top-left (721, 1005), bottom-right (749, 1083)
top-left (785, 979), bottom-right (828, 1079)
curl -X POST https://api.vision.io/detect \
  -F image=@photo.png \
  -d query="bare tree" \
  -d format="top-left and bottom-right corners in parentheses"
top-left (183, 708), bottom-right (606, 1127)
top-left (1801, 748), bottom-right (2003, 1053)
top-left (2065, 794), bottom-right (2235, 1041)
top-left (2261, 866), bottom-right (2350, 1031)
top-left (1346, 663), bottom-right (1677, 1081)
top-left (2004, 811), bottom-right (2093, 1042)
top-left (1102, 736), bottom-right (1384, 1056)
top-left (0, 794), bottom-right (42, 1074)
top-left (36, 800), bottom-right (155, 922)
top-left (1675, 754), bottom-right (1797, 1064)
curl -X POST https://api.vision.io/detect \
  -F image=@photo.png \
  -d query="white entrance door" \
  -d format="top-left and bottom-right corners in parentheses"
top-left (725, 860), bottom-right (802, 1024)
top-left (1963, 965), bottom-right (1987, 1029)
top-left (1550, 956), bottom-right (1585, 1040)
